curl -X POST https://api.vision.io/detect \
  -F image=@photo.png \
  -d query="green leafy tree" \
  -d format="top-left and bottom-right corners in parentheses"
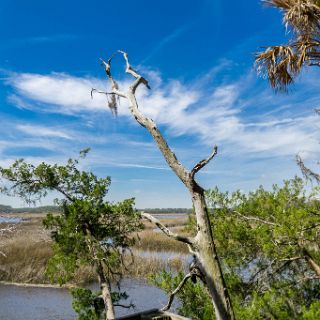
top-left (153, 177), bottom-right (320, 319)
top-left (150, 270), bottom-right (214, 319)
top-left (0, 150), bottom-right (143, 320)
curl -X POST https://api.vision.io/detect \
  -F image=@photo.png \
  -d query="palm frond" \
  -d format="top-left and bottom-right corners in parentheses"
top-left (256, 0), bottom-right (320, 91)
top-left (264, 0), bottom-right (294, 10)
top-left (256, 45), bottom-right (298, 91)
top-left (256, 37), bottom-right (320, 90)
top-left (264, 0), bottom-right (320, 34)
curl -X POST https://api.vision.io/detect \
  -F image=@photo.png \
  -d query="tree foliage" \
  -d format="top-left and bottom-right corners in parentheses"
top-left (150, 270), bottom-right (214, 319)
top-left (70, 288), bottom-right (129, 320)
top-left (154, 177), bottom-right (320, 319)
top-left (0, 150), bottom-right (143, 319)
top-left (256, 0), bottom-right (320, 91)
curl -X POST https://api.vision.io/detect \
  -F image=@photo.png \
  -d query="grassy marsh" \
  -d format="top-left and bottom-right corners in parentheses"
top-left (0, 212), bottom-right (190, 285)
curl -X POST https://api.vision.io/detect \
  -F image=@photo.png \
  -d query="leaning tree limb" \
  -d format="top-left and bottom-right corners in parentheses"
top-left (161, 265), bottom-right (206, 312)
top-left (302, 247), bottom-right (320, 277)
top-left (161, 273), bottom-right (192, 312)
top-left (191, 146), bottom-right (218, 179)
top-left (141, 212), bottom-right (194, 245)
top-left (93, 50), bottom-right (235, 320)
top-left (296, 154), bottom-right (320, 183)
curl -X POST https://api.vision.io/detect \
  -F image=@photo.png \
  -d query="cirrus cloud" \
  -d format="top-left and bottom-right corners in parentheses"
top-left (5, 67), bottom-right (320, 160)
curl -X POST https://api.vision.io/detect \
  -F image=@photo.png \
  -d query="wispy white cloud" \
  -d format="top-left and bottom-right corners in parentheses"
top-left (7, 72), bottom-right (108, 114)
top-left (5, 66), bottom-right (320, 162)
top-left (111, 163), bottom-right (169, 171)
top-left (16, 124), bottom-right (72, 139)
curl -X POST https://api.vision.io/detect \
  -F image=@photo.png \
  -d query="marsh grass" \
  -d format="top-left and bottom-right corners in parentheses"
top-left (134, 230), bottom-right (189, 253)
top-left (0, 238), bottom-right (186, 284)
top-left (143, 216), bottom-right (188, 230)
top-left (0, 213), bottom-right (190, 285)
top-left (0, 237), bottom-right (52, 283)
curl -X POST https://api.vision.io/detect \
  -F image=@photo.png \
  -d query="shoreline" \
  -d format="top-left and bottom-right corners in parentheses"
top-left (0, 280), bottom-right (76, 289)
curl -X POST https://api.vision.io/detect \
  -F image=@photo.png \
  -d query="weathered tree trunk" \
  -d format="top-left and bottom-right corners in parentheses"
top-left (96, 51), bottom-right (235, 320)
top-left (97, 262), bottom-right (115, 320)
top-left (86, 227), bottom-right (116, 319)
top-left (192, 190), bottom-right (234, 320)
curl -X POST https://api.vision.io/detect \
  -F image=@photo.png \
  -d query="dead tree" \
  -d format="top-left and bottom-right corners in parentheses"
top-left (92, 51), bottom-right (235, 320)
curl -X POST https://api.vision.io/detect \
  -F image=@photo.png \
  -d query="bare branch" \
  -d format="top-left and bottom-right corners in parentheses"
top-left (113, 303), bottom-right (135, 309)
top-left (141, 212), bottom-right (194, 245)
top-left (91, 88), bottom-right (120, 116)
top-left (91, 88), bottom-right (116, 98)
top-left (119, 50), bottom-right (140, 79)
top-left (191, 146), bottom-right (218, 179)
top-left (91, 53), bottom-right (127, 116)
top-left (118, 50), bottom-right (151, 91)
top-left (100, 57), bottom-right (126, 98)
top-left (161, 273), bottom-right (192, 311)
top-left (302, 247), bottom-right (320, 276)
top-left (162, 266), bottom-right (205, 311)
top-left (96, 51), bottom-right (191, 188)
top-left (296, 154), bottom-right (320, 183)
top-left (233, 210), bottom-right (280, 226)
top-left (272, 259), bottom-right (295, 275)
top-left (278, 256), bottom-right (304, 263)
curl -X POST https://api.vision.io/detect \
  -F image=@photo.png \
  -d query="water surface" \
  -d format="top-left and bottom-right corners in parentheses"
top-left (0, 216), bottom-right (22, 223)
top-left (0, 278), bottom-right (177, 320)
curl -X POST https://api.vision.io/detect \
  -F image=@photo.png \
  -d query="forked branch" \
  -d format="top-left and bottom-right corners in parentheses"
top-left (94, 51), bottom-right (215, 188)
top-left (161, 267), bottom-right (204, 311)
top-left (99, 55), bottom-right (126, 98)
top-left (161, 273), bottom-right (192, 311)
top-left (191, 146), bottom-right (218, 179)
top-left (119, 50), bottom-right (151, 91)
top-left (141, 212), bottom-right (194, 245)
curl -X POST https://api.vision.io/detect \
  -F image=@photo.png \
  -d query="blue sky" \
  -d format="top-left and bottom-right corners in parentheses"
top-left (0, 0), bottom-right (319, 208)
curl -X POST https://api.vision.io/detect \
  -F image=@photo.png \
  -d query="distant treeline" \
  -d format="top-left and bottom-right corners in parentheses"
top-left (141, 208), bottom-right (193, 214)
top-left (0, 204), bottom-right (192, 215)
top-left (0, 204), bottom-right (61, 214)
